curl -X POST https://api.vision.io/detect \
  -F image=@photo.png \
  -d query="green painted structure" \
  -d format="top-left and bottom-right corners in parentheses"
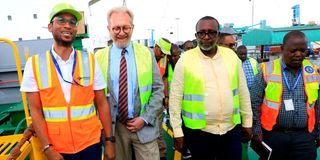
top-left (242, 25), bottom-right (320, 46)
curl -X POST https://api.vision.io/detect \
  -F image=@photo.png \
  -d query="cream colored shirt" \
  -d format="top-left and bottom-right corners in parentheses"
top-left (169, 47), bottom-right (252, 137)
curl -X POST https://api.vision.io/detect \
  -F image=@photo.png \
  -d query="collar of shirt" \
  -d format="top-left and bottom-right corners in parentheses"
top-left (242, 58), bottom-right (251, 66)
top-left (50, 46), bottom-right (75, 63)
top-left (280, 58), bottom-right (302, 72)
top-left (198, 46), bottom-right (220, 60)
top-left (111, 42), bottom-right (134, 58)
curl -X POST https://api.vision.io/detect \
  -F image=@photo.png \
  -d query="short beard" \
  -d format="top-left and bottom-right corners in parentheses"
top-left (114, 41), bottom-right (130, 49)
top-left (56, 40), bottom-right (73, 47)
top-left (53, 35), bottom-right (74, 47)
top-left (198, 38), bottom-right (218, 52)
top-left (199, 45), bottom-right (214, 51)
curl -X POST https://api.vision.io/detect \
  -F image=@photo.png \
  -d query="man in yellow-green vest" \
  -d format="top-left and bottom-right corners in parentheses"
top-left (95, 6), bottom-right (164, 160)
top-left (236, 45), bottom-right (259, 90)
top-left (251, 30), bottom-right (320, 160)
top-left (169, 16), bottom-right (252, 160)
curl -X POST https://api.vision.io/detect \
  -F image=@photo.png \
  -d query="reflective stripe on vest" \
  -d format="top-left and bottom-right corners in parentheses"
top-left (158, 55), bottom-right (168, 77)
top-left (95, 42), bottom-right (153, 115)
top-left (181, 47), bottom-right (241, 129)
top-left (34, 52), bottom-right (52, 89)
top-left (261, 58), bottom-right (320, 132)
top-left (183, 94), bottom-right (204, 101)
top-left (168, 63), bottom-right (173, 93)
top-left (43, 103), bottom-right (96, 122)
top-left (78, 50), bottom-right (94, 86)
top-left (182, 110), bottom-right (205, 120)
top-left (140, 84), bottom-right (152, 94)
top-left (34, 51), bottom-right (94, 89)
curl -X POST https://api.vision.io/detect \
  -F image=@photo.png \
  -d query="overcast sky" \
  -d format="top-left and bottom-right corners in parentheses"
top-left (1, 0), bottom-right (320, 48)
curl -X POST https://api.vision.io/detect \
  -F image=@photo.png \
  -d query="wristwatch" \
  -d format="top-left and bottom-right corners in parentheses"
top-left (105, 136), bottom-right (116, 143)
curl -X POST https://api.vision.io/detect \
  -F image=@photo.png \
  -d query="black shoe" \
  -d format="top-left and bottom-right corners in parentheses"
top-left (183, 149), bottom-right (192, 159)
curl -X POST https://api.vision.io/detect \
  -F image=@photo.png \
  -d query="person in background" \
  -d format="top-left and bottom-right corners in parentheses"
top-left (95, 6), bottom-right (163, 160)
top-left (251, 30), bottom-right (320, 160)
top-left (218, 26), bottom-right (237, 51)
top-left (170, 43), bottom-right (181, 67)
top-left (153, 37), bottom-right (172, 160)
top-left (236, 45), bottom-right (260, 160)
top-left (169, 16), bottom-right (252, 160)
top-left (236, 45), bottom-right (259, 90)
top-left (20, 3), bottom-right (115, 160)
top-left (183, 40), bottom-right (194, 51)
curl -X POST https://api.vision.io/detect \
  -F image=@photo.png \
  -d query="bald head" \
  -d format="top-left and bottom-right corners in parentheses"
top-left (283, 30), bottom-right (306, 46)
top-left (195, 16), bottom-right (220, 31)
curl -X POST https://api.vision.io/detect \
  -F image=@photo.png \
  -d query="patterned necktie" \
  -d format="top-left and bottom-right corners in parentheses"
top-left (118, 49), bottom-right (128, 123)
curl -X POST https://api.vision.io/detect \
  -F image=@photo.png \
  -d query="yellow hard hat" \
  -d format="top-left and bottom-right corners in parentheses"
top-left (49, 3), bottom-right (82, 22)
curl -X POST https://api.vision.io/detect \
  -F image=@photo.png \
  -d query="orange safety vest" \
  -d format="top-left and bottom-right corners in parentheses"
top-left (157, 55), bottom-right (168, 77)
top-left (32, 50), bottom-right (101, 153)
top-left (260, 59), bottom-right (320, 133)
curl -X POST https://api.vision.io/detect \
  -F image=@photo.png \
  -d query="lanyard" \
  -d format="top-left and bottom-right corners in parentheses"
top-left (282, 66), bottom-right (302, 94)
top-left (49, 49), bottom-right (82, 86)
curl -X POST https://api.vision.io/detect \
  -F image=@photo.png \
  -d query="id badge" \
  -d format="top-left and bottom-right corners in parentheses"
top-left (284, 99), bottom-right (294, 111)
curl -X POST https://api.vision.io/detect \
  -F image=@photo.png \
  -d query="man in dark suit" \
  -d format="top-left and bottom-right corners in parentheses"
top-left (95, 6), bottom-right (164, 160)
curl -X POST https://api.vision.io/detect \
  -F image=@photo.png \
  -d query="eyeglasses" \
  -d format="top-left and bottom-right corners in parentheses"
top-left (196, 30), bottom-right (219, 39)
top-left (51, 17), bottom-right (78, 27)
top-left (112, 26), bottom-right (132, 34)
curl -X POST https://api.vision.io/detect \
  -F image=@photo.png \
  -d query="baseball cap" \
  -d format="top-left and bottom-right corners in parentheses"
top-left (49, 3), bottom-right (82, 22)
top-left (156, 38), bottom-right (172, 55)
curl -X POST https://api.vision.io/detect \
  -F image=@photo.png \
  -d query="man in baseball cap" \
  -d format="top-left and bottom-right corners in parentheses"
top-left (154, 38), bottom-right (172, 61)
top-left (49, 3), bottom-right (82, 22)
top-left (20, 3), bottom-right (116, 160)
top-left (153, 37), bottom-right (172, 160)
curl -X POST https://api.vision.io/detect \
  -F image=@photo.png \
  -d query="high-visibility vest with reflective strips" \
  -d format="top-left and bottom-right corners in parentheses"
top-left (32, 50), bottom-right (100, 153)
top-left (181, 47), bottom-right (241, 129)
top-left (260, 58), bottom-right (320, 133)
top-left (95, 42), bottom-right (153, 115)
top-left (248, 57), bottom-right (258, 75)
top-left (168, 63), bottom-right (173, 93)
top-left (158, 55), bottom-right (168, 77)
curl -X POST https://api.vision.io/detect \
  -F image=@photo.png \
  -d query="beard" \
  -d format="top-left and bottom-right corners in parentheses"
top-left (113, 35), bottom-right (132, 49)
top-left (197, 38), bottom-right (218, 52)
top-left (114, 40), bottom-right (130, 49)
top-left (199, 44), bottom-right (214, 51)
top-left (53, 33), bottom-right (75, 47)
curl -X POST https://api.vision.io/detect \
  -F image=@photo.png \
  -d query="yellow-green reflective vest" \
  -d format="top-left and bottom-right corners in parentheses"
top-left (260, 58), bottom-right (320, 132)
top-left (168, 63), bottom-right (173, 93)
top-left (182, 47), bottom-right (241, 129)
top-left (248, 57), bottom-right (258, 75)
top-left (95, 42), bottom-right (153, 115)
